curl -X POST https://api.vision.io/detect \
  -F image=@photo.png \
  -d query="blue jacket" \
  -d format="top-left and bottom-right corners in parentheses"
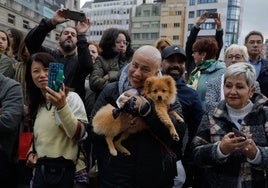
top-left (257, 58), bottom-right (268, 98)
top-left (176, 77), bottom-right (203, 151)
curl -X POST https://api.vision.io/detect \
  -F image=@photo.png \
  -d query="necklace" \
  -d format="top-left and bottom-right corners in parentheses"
top-left (45, 102), bottom-right (52, 111)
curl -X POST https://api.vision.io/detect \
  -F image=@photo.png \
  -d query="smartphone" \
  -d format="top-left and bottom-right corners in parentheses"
top-left (63, 10), bottom-right (86, 21)
top-left (232, 127), bottom-right (247, 141)
top-left (48, 63), bottom-right (64, 92)
top-left (206, 12), bottom-right (218, 19)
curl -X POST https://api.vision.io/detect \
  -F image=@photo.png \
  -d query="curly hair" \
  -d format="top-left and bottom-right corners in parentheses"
top-left (99, 28), bottom-right (133, 59)
top-left (192, 38), bottom-right (218, 60)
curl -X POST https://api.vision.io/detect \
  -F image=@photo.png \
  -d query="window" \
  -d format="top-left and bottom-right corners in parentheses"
top-left (143, 10), bottom-right (150, 17)
top-left (23, 20), bottom-right (29, 29)
top-left (173, 35), bottom-right (179, 40)
top-left (188, 24), bottom-right (194, 31)
top-left (201, 23), bottom-right (215, 30)
top-left (189, 0), bottom-right (195, 5)
top-left (198, 0), bottom-right (217, 3)
top-left (142, 33), bottom-right (149, 39)
top-left (161, 23), bottom-right (167, 28)
top-left (175, 11), bottom-right (182, 15)
top-left (8, 14), bottom-right (15, 25)
top-left (174, 23), bottom-right (180, 28)
top-left (151, 33), bottom-right (159, 40)
top-left (189, 11), bottom-right (195, 18)
top-left (133, 33), bottom-right (140, 40)
top-left (151, 22), bottom-right (159, 28)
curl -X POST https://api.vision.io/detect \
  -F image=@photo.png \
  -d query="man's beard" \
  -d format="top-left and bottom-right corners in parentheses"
top-left (164, 66), bottom-right (184, 80)
top-left (59, 40), bottom-right (76, 53)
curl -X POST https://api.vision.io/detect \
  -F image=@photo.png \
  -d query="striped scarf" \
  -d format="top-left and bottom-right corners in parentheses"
top-left (187, 59), bottom-right (215, 89)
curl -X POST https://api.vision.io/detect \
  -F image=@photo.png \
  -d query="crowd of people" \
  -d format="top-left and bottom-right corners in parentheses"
top-left (1, 7), bottom-right (268, 188)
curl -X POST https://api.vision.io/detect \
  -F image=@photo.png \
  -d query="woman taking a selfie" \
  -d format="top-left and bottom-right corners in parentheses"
top-left (192, 63), bottom-right (268, 188)
top-left (25, 52), bottom-right (88, 188)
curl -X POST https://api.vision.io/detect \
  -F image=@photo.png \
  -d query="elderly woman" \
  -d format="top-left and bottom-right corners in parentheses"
top-left (205, 44), bottom-right (253, 114)
top-left (192, 62), bottom-right (268, 188)
top-left (187, 38), bottom-right (226, 110)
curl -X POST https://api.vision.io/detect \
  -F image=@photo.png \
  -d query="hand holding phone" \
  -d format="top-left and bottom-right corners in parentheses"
top-left (48, 63), bottom-right (64, 92)
top-left (63, 10), bottom-right (86, 21)
top-left (232, 127), bottom-right (247, 141)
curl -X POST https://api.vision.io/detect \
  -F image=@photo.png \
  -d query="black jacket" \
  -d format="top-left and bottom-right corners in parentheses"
top-left (185, 26), bottom-right (223, 76)
top-left (90, 82), bottom-right (186, 188)
top-left (25, 18), bottom-right (93, 100)
top-left (257, 58), bottom-right (268, 98)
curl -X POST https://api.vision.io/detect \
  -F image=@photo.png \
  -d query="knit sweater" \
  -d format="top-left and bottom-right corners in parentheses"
top-left (31, 92), bottom-right (88, 171)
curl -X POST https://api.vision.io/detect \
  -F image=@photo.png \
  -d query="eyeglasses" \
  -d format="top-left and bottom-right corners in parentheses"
top-left (247, 40), bottom-right (263, 45)
top-left (115, 40), bottom-right (129, 46)
top-left (226, 54), bottom-right (243, 60)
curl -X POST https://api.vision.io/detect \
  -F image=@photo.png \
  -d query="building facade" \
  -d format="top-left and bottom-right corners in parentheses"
top-left (81, 0), bottom-right (138, 42)
top-left (184, 0), bottom-right (244, 59)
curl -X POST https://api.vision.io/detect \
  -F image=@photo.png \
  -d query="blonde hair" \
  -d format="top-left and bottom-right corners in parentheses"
top-left (224, 44), bottom-right (249, 62)
top-left (154, 38), bottom-right (173, 51)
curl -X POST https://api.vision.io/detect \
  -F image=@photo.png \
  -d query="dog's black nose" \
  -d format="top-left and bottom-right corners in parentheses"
top-left (157, 96), bottom-right (162, 101)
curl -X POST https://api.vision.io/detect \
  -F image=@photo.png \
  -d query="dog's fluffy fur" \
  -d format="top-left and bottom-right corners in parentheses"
top-left (92, 104), bottom-right (146, 156)
top-left (142, 75), bottom-right (184, 141)
top-left (92, 75), bottom-right (183, 156)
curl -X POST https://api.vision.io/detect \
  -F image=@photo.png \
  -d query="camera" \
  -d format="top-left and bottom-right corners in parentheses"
top-left (112, 96), bottom-right (138, 119)
top-left (206, 12), bottom-right (218, 19)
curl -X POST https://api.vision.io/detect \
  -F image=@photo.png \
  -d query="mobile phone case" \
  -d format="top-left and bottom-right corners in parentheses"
top-left (48, 63), bottom-right (64, 92)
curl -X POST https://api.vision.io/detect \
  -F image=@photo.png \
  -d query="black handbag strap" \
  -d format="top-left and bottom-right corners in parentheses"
top-left (148, 130), bottom-right (177, 159)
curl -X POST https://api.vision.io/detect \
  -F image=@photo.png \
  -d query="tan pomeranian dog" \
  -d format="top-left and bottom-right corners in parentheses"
top-left (92, 75), bottom-right (183, 156)
top-left (142, 75), bottom-right (184, 141)
top-left (92, 93), bottom-right (147, 156)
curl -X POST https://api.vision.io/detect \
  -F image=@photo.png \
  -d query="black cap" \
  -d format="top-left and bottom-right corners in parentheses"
top-left (162, 45), bottom-right (187, 61)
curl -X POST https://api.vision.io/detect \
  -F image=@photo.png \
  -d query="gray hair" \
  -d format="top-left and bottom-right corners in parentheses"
top-left (244, 30), bottom-right (264, 44)
top-left (224, 62), bottom-right (256, 88)
top-left (224, 44), bottom-right (249, 61)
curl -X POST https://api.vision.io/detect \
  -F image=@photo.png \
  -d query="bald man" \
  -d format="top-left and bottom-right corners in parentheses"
top-left (89, 45), bottom-right (185, 187)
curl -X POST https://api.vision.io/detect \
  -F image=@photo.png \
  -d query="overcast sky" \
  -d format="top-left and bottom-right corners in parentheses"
top-left (80, 0), bottom-right (268, 43)
top-left (239, 0), bottom-right (268, 43)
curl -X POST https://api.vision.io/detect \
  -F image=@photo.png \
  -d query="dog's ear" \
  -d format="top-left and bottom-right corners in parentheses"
top-left (143, 76), bottom-right (155, 94)
top-left (163, 75), bottom-right (177, 103)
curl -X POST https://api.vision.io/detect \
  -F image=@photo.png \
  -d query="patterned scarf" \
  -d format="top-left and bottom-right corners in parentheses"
top-left (187, 59), bottom-right (215, 89)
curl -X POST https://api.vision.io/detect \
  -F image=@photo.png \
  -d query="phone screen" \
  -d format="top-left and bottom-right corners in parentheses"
top-left (48, 63), bottom-right (64, 92)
